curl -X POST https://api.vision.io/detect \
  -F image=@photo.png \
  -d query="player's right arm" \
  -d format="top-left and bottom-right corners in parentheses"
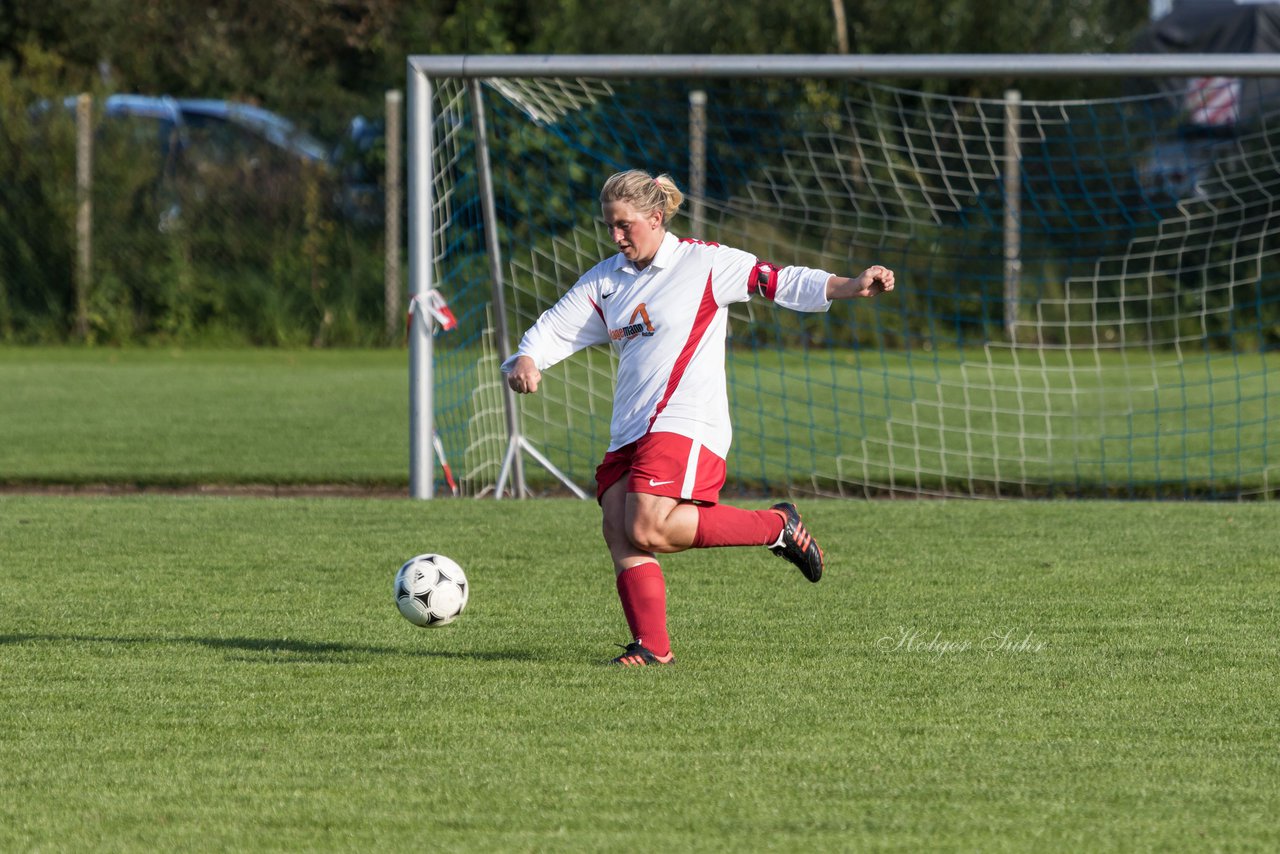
top-left (501, 278), bottom-right (611, 395)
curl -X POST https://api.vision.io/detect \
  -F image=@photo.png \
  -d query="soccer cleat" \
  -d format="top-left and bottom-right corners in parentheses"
top-left (610, 642), bottom-right (675, 667)
top-left (768, 502), bottom-right (824, 582)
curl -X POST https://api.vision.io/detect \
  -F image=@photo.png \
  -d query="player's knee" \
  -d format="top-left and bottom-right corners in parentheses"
top-left (626, 516), bottom-right (669, 553)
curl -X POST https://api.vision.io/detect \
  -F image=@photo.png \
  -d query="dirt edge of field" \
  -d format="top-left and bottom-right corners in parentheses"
top-left (0, 483), bottom-right (412, 499)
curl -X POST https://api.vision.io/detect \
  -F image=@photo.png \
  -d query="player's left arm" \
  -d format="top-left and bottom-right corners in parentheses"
top-left (714, 244), bottom-right (896, 312)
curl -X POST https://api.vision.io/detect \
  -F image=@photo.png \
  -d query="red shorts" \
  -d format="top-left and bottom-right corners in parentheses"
top-left (595, 431), bottom-right (726, 505)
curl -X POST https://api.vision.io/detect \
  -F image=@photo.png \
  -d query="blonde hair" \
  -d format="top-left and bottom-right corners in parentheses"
top-left (599, 169), bottom-right (684, 224)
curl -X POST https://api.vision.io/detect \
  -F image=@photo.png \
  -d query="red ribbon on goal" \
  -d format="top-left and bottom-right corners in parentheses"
top-left (407, 289), bottom-right (458, 336)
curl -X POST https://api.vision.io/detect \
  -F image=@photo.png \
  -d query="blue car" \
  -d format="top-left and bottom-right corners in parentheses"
top-left (54, 94), bottom-right (344, 228)
top-left (172, 97), bottom-right (330, 164)
top-left (60, 94), bottom-right (329, 163)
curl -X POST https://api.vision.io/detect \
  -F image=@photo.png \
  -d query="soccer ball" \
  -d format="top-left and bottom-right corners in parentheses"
top-left (394, 553), bottom-right (469, 627)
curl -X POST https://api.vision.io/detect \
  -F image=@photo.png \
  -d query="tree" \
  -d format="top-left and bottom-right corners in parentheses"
top-left (3, 0), bottom-right (1150, 131)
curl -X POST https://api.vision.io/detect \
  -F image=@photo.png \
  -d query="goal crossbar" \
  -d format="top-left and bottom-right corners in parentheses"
top-left (408, 53), bottom-right (1280, 80)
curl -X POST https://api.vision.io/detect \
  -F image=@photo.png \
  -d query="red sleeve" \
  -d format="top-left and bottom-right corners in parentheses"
top-left (747, 260), bottom-right (779, 301)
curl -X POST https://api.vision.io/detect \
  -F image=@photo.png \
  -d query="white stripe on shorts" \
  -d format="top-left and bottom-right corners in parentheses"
top-left (680, 438), bottom-right (702, 500)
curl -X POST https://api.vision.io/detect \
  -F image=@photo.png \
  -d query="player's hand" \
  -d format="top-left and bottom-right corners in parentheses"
top-left (506, 355), bottom-right (541, 394)
top-left (825, 266), bottom-right (895, 300)
top-left (854, 265), bottom-right (894, 298)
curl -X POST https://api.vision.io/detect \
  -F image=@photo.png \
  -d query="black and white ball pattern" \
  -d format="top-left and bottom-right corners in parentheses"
top-left (394, 553), bottom-right (469, 627)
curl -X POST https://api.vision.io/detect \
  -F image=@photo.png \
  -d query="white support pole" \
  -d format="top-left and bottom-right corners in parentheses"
top-left (408, 67), bottom-right (435, 499)
top-left (689, 90), bottom-right (707, 238)
top-left (384, 89), bottom-right (403, 343)
top-left (75, 93), bottom-right (92, 341)
top-left (468, 80), bottom-right (526, 499)
top-left (469, 80), bottom-right (588, 501)
top-left (1003, 88), bottom-right (1022, 342)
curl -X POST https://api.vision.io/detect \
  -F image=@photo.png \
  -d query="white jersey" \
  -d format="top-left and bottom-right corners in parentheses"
top-left (501, 232), bottom-right (832, 457)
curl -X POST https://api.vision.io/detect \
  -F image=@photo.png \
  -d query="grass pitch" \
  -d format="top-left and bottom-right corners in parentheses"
top-left (0, 347), bottom-right (405, 486)
top-left (2, 496), bottom-right (1277, 851)
top-left (3, 346), bottom-right (1276, 496)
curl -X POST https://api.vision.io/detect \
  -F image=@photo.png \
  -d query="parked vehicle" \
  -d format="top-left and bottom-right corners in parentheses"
top-left (49, 94), bottom-right (367, 228)
top-left (332, 113), bottom-right (386, 226)
top-left (1129, 1), bottom-right (1280, 204)
top-left (170, 97), bottom-right (330, 164)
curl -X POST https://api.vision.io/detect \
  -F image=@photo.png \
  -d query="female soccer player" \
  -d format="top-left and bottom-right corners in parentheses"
top-left (502, 169), bottom-right (895, 666)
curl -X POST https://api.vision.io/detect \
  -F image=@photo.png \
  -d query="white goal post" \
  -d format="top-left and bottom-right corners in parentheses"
top-left (407, 54), bottom-right (1280, 500)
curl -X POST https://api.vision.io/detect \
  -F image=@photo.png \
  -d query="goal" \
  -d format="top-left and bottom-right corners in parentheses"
top-left (407, 55), bottom-right (1280, 500)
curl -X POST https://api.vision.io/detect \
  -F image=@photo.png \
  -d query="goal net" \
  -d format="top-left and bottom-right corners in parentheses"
top-left (413, 61), bottom-right (1280, 500)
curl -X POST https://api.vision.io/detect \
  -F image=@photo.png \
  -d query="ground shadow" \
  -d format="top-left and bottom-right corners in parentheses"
top-left (0, 633), bottom-right (536, 662)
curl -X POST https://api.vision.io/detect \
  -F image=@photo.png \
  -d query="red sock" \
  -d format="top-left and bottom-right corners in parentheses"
top-left (692, 504), bottom-right (785, 548)
top-left (615, 562), bottom-right (669, 656)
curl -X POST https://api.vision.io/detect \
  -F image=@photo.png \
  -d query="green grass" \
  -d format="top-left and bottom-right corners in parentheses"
top-left (0, 347), bottom-right (406, 486)
top-left (3, 496), bottom-right (1278, 851)
top-left (2, 345), bottom-right (1277, 496)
